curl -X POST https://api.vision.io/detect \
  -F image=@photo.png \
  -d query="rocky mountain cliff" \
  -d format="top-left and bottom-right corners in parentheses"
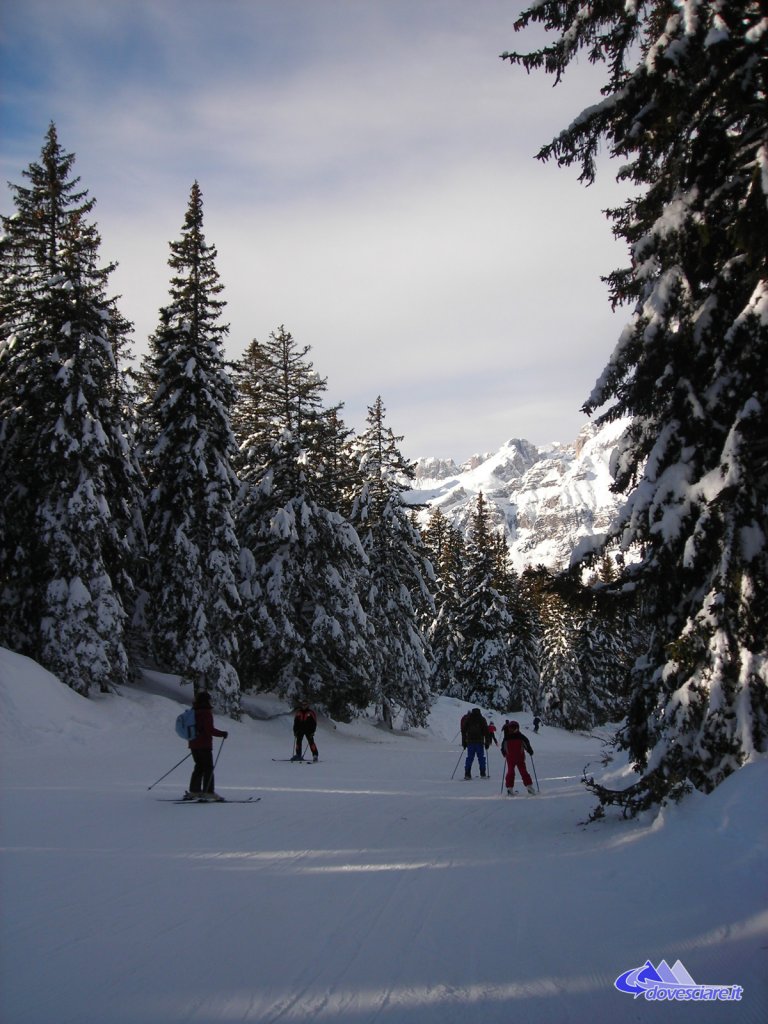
top-left (408, 418), bottom-right (630, 572)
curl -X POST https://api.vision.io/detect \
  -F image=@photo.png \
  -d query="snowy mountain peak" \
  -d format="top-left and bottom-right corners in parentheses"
top-left (410, 419), bottom-right (630, 571)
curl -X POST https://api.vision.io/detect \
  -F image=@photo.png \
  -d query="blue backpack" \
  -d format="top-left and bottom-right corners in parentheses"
top-left (175, 708), bottom-right (197, 740)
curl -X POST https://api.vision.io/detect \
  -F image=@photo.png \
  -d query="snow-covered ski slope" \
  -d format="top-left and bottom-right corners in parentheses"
top-left (1, 646), bottom-right (766, 1024)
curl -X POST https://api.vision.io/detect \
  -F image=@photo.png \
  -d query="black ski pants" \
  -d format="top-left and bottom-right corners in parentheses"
top-left (189, 748), bottom-right (215, 794)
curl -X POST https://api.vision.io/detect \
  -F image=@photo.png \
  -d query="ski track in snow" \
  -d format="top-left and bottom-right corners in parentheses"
top-left (1, 654), bottom-right (766, 1024)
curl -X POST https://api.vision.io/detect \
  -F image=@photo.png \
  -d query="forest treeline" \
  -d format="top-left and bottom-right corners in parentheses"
top-left (0, 126), bottom-right (639, 735)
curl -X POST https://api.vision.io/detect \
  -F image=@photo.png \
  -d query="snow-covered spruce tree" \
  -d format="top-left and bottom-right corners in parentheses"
top-left (349, 397), bottom-right (434, 728)
top-left (140, 182), bottom-right (241, 712)
top-left (424, 509), bottom-right (467, 695)
top-left (517, 568), bottom-right (545, 713)
top-left (450, 493), bottom-right (518, 708)
top-left (535, 580), bottom-right (590, 730)
top-left (506, 2), bottom-right (768, 812)
top-left (498, 550), bottom-right (540, 713)
top-left (233, 328), bottom-right (373, 719)
top-left (0, 123), bottom-right (144, 693)
top-left (579, 558), bottom-right (648, 725)
top-left (572, 602), bottom-right (630, 726)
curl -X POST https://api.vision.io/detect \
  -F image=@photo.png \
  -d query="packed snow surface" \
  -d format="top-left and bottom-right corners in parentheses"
top-left (1, 646), bottom-right (766, 1024)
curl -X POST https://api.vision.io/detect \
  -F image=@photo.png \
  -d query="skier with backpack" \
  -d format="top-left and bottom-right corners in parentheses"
top-left (292, 701), bottom-right (319, 761)
top-left (501, 720), bottom-right (536, 795)
top-left (182, 691), bottom-right (228, 800)
top-left (460, 707), bottom-right (491, 779)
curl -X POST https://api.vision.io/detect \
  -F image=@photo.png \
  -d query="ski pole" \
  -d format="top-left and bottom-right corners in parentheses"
top-left (531, 755), bottom-right (540, 793)
top-left (202, 736), bottom-right (226, 794)
top-left (450, 749), bottom-right (463, 780)
top-left (147, 752), bottom-right (192, 790)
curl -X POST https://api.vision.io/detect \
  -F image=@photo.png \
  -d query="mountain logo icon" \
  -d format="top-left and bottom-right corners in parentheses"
top-left (614, 959), bottom-right (743, 1002)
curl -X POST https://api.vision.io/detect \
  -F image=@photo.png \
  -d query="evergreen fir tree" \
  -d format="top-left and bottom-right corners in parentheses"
top-left (425, 511), bottom-right (467, 695)
top-left (573, 602), bottom-right (628, 726)
top-left (451, 493), bottom-right (518, 708)
top-left (140, 182), bottom-right (241, 711)
top-left (517, 568), bottom-right (544, 713)
top-left (0, 123), bottom-right (143, 693)
top-left (501, 558), bottom-right (539, 713)
top-left (578, 569), bottom-right (645, 726)
top-left (350, 397), bottom-right (434, 727)
top-left (233, 329), bottom-right (372, 718)
top-left (537, 585), bottom-right (587, 730)
top-left (506, 1), bottom-right (768, 811)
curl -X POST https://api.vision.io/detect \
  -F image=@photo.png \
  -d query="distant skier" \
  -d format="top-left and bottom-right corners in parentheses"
top-left (293, 701), bottom-right (319, 761)
top-left (185, 691), bottom-right (228, 801)
top-left (488, 720), bottom-right (499, 747)
top-left (533, 716), bottom-right (542, 734)
top-left (501, 720), bottom-right (535, 795)
top-left (460, 708), bottom-right (490, 779)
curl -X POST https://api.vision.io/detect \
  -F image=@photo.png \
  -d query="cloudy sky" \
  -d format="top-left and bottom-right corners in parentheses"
top-left (1, 0), bottom-right (632, 462)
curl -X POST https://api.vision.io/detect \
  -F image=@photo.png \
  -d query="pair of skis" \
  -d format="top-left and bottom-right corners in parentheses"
top-left (157, 795), bottom-right (261, 804)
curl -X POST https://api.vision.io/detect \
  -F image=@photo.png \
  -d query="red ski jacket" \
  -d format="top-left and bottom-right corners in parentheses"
top-left (189, 708), bottom-right (227, 750)
top-left (501, 724), bottom-right (533, 759)
top-left (293, 708), bottom-right (317, 736)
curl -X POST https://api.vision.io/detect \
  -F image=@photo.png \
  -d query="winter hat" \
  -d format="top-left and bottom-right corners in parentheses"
top-left (509, 720), bottom-right (519, 730)
top-left (194, 691), bottom-right (212, 708)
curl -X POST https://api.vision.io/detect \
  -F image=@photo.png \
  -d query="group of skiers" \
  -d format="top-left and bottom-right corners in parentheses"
top-left (181, 693), bottom-right (318, 801)
top-left (460, 707), bottom-right (537, 795)
top-left (179, 693), bottom-right (535, 801)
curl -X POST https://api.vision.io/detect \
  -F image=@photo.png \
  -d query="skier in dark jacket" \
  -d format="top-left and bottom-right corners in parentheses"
top-left (185, 691), bottom-right (228, 801)
top-left (501, 720), bottom-right (535, 795)
top-left (292, 702), bottom-right (319, 761)
top-left (460, 708), bottom-right (490, 779)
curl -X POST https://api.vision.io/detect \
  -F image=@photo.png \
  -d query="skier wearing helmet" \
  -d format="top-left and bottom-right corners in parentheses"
top-left (501, 720), bottom-right (535, 795)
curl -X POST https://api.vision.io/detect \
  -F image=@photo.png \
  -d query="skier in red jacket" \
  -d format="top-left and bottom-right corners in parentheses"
top-left (501, 720), bottom-right (536, 795)
top-left (292, 702), bottom-right (319, 761)
top-left (184, 691), bottom-right (228, 801)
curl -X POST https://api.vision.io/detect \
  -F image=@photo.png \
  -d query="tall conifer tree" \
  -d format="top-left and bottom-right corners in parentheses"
top-left (451, 493), bottom-right (518, 708)
top-left (425, 510), bottom-right (467, 695)
top-left (506, 1), bottom-right (768, 811)
top-left (233, 329), bottom-right (372, 717)
top-left (141, 182), bottom-right (241, 711)
top-left (0, 124), bottom-right (143, 693)
top-left (350, 397), bottom-right (434, 727)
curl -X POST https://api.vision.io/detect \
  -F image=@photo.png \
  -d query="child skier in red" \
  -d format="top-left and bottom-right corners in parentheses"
top-left (501, 720), bottom-right (536, 795)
